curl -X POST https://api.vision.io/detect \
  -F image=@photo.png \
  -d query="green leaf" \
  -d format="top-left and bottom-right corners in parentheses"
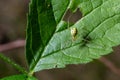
top-left (0, 74), bottom-right (37, 80)
top-left (52, 0), bottom-right (70, 23)
top-left (26, 0), bottom-right (56, 70)
top-left (26, 0), bottom-right (120, 72)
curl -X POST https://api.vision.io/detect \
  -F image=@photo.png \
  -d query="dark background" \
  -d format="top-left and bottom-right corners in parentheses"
top-left (0, 0), bottom-right (120, 80)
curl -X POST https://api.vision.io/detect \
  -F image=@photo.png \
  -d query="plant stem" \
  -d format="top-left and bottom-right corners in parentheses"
top-left (0, 53), bottom-right (28, 74)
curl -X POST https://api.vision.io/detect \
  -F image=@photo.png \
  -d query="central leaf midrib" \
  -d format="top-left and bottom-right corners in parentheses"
top-left (31, 0), bottom-right (120, 72)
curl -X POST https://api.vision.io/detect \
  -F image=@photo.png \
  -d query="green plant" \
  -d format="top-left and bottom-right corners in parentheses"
top-left (0, 0), bottom-right (120, 79)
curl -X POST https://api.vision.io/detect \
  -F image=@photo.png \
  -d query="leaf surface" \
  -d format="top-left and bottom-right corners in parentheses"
top-left (26, 0), bottom-right (120, 72)
top-left (0, 74), bottom-right (37, 80)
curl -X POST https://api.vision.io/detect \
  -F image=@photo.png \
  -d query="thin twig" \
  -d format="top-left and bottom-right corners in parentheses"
top-left (0, 40), bottom-right (27, 74)
top-left (0, 53), bottom-right (28, 74)
top-left (99, 57), bottom-right (120, 76)
top-left (0, 40), bottom-right (25, 52)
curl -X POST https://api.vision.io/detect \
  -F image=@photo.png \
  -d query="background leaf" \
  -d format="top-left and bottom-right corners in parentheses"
top-left (26, 0), bottom-right (120, 72)
top-left (0, 74), bottom-right (37, 80)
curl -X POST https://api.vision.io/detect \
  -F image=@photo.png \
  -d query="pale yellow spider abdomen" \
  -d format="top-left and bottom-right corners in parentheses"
top-left (70, 28), bottom-right (77, 41)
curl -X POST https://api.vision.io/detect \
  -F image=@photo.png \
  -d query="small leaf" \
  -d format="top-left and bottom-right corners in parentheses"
top-left (26, 0), bottom-right (120, 72)
top-left (0, 74), bottom-right (37, 80)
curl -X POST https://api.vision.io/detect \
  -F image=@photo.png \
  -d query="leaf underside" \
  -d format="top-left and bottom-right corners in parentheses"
top-left (26, 0), bottom-right (120, 72)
